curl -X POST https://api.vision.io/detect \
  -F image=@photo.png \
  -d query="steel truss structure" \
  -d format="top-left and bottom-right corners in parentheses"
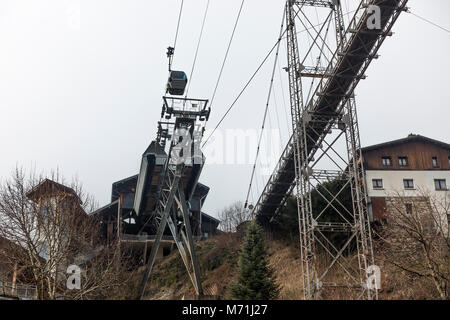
top-left (138, 97), bottom-right (210, 299)
top-left (253, 0), bottom-right (408, 299)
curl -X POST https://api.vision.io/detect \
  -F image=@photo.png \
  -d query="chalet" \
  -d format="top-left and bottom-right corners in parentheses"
top-left (27, 179), bottom-right (81, 204)
top-left (26, 179), bottom-right (89, 259)
top-left (0, 237), bottom-right (37, 300)
top-left (362, 134), bottom-right (450, 225)
top-left (1, 179), bottom-right (86, 299)
top-left (0, 237), bottom-right (14, 284)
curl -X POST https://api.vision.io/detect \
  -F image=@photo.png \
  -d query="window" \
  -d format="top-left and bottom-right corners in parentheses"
top-left (372, 179), bottom-right (383, 189)
top-left (432, 157), bottom-right (439, 168)
top-left (381, 157), bottom-right (392, 166)
top-left (448, 156), bottom-right (450, 167)
top-left (434, 179), bottom-right (447, 191)
top-left (405, 203), bottom-right (413, 215)
top-left (403, 179), bottom-right (414, 189)
top-left (37, 241), bottom-right (50, 260)
top-left (398, 156), bottom-right (408, 166)
top-left (40, 207), bottom-right (48, 218)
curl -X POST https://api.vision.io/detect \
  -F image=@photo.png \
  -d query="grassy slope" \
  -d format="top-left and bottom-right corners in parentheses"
top-left (141, 232), bottom-right (305, 300)
top-left (136, 232), bottom-right (443, 300)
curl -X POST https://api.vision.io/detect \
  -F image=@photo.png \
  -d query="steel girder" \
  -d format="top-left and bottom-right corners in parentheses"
top-left (138, 97), bottom-right (210, 299)
top-left (138, 164), bottom-right (203, 299)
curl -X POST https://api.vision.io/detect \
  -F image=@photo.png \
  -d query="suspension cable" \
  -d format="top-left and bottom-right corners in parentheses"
top-left (407, 9), bottom-right (450, 34)
top-left (209, 0), bottom-right (245, 110)
top-left (277, 57), bottom-right (291, 136)
top-left (201, 5), bottom-right (307, 149)
top-left (202, 27), bottom-right (288, 149)
top-left (185, 0), bottom-right (211, 97)
top-left (244, 7), bottom-right (286, 209)
top-left (171, 0), bottom-right (185, 68)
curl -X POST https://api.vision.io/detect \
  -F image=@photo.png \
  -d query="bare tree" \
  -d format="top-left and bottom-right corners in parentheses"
top-left (375, 189), bottom-right (449, 299)
top-left (218, 201), bottom-right (252, 233)
top-left (0, 167), bottom-right (132, 299)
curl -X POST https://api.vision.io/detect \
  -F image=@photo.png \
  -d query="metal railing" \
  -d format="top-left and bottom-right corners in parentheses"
top-left (121, 233), bottom-right (202, 242)
top-left (0, 280), bottom-right (37, 300)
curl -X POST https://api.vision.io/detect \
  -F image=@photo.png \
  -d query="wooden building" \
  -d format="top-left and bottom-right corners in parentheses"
top-left (362, 134), bottom-right (450, 225)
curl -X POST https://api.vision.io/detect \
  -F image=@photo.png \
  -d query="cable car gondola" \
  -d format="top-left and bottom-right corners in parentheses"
top-left (166, 70), bottom-right (188, 96)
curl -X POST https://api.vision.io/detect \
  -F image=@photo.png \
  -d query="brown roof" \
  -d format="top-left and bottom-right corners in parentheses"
top-left (361, 134), bottom-right (450, 153)
top-left (0, 236), bottom-right (12, 250)
top-left (26, 179), bottom-right (81, 203)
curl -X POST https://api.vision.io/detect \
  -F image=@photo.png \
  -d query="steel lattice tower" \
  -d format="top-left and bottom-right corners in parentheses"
top-left (138, 97), bottom-right (210, 299)
top-left (253, 0), bottom-right (408, 299)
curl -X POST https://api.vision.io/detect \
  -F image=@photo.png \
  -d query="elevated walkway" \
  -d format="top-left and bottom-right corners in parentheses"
top-left (254, 0), bottom-right (408, 221)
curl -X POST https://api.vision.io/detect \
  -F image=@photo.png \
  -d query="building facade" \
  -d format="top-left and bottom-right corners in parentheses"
top-left (94, 175), bottom-right (219, 244)
top-left (362, 134), bottom-right (450, 226)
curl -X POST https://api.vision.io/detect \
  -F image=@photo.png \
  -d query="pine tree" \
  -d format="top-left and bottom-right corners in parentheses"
top-left (230, 221), bottom-right (280, 300)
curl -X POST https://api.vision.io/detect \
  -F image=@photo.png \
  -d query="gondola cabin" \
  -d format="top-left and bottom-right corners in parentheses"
top-left (166, 71), bottom-right (188, 96)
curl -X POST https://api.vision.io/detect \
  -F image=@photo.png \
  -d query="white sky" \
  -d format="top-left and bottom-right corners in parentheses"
top-left (0, 0), bottom-right (449, 218)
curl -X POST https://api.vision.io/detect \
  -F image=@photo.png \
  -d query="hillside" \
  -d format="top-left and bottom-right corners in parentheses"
top-left (133, 230), bottom-right (445, 300)
top-left (139, 232), bottom-right (302, 300)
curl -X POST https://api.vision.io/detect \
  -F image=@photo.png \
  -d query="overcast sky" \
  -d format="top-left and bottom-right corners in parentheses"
top-left (0, 0), bottom-right (449, 218)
